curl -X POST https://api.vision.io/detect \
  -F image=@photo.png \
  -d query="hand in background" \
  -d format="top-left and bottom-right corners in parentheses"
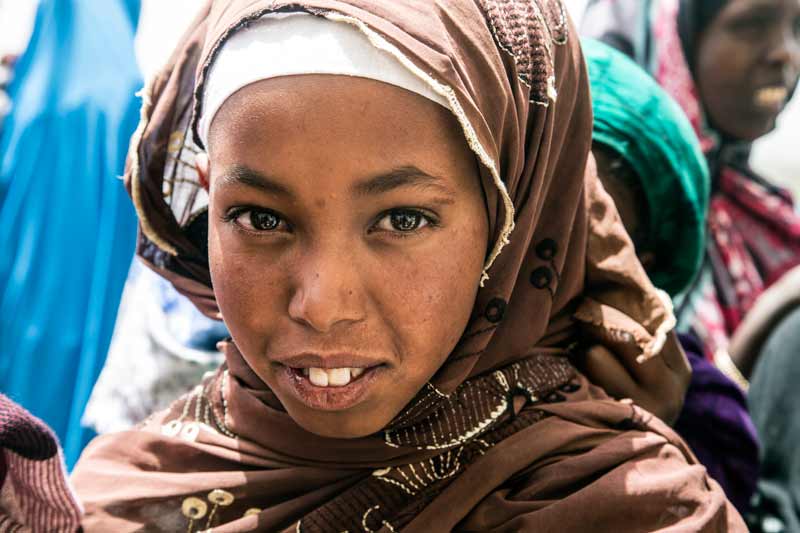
top-left (581, 331), bottom-right (691, 425)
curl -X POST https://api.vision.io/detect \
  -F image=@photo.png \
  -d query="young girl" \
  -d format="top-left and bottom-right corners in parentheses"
top-left (72, 1), bottom-right (743, 531)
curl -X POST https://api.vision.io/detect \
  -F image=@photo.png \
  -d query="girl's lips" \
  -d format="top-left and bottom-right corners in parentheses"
top-left (276, 364), bottom-right (385, 411)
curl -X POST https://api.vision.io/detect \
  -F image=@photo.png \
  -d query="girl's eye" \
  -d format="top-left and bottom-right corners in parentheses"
top-left (231, 208), bottom-right (287, 232)
top-left (374, 209), bottom-right (431, 233)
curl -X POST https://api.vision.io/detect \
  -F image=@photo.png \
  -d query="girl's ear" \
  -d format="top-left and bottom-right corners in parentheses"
top-left (196, 153), bottom-right (210, 191)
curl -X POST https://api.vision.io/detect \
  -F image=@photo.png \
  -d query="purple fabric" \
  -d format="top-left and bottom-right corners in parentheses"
top-left (674, 334), bottom-right (760, 514)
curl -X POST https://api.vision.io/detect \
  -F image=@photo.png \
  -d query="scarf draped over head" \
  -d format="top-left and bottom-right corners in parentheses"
top-left (131, 0), bottom-right (673, 392)
top-left (582, 0), bottom-right (800, 364)
top-left (584, 38), bottom-right (709, 298)
top-left (72, 1), bottom-right (744, 532)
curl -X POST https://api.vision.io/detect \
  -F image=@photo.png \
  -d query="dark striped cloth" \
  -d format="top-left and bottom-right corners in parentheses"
top-left (0, 394), bottom-right (82, 532)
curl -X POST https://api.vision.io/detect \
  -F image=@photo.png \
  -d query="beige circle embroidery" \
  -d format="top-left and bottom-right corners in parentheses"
top-left (208, 489), bottom-right (235, 506)
top-left (161, 419), bottom-right (183, 437)
top-left (181, 497), bottom-right (208, 520)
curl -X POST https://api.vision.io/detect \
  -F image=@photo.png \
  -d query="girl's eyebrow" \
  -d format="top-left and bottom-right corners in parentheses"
top-left (217, 164), bottom-right (294, 198)
top-left (353, 166), bottom-right (456, 198)
top-left (217, 164), bottom-right (456, 200)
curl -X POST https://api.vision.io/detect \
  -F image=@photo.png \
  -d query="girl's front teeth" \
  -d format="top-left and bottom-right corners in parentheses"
top-left (305, 367), bottom-right (366, 387)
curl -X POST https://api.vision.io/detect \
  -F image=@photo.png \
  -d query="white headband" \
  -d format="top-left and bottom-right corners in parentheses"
top-left (197, 13), bottom-right (449, 147)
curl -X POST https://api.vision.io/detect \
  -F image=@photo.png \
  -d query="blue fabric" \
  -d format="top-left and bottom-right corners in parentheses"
top-left (0, 0), bottom-right (142, 468)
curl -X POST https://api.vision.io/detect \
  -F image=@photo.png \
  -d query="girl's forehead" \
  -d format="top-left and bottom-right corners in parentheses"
top-left (209, 76), bottom-right (470, 162)
top-left (210, 76), bottom-right (450, 141)
top-left (206, 76), bottom-right (480, 201)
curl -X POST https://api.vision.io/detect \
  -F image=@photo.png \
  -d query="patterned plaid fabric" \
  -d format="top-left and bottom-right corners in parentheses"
top-left (0, 395), bottom-right (82, 532)
top-left (683, 168), bottom-right (800, 360)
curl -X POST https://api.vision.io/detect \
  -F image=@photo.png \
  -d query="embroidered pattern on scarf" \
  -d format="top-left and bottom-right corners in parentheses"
top-left (156, 355), bottom-right (576, 532)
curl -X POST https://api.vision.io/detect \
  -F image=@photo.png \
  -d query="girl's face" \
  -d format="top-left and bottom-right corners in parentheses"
top-left (696, 0), bottom-right (800, 141)
top-left (200, 75), bottom-right (489, 439)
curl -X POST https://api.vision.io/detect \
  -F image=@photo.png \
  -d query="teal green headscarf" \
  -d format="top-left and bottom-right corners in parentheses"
top-left (584, 38), bottom-right (709, 298)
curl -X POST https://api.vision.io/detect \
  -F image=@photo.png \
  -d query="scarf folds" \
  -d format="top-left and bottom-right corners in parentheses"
top-left (73, 1), bottom-right (742, 531)
top-left (582, 0), bottom-right (800, 362)
top-left (73, 352), bottom-right (744, 532)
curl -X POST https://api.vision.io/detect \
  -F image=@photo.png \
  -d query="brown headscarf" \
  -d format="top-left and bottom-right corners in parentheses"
top-left (72, 1), bottom-right (744, 531)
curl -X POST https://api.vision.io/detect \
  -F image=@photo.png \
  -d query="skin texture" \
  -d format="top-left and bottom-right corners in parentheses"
top-left (197, 75), bottom-right (488, 439)
top-left (590, 146), bottom-right (692, 425)
top-left (695, 0), bottom-right (800, 141)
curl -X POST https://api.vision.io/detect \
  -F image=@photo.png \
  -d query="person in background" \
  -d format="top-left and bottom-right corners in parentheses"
top-left (71, 1), bottom-right (742, 531)
top-left (583, 1), bottom-right (800, 529)
top-left (0, 0), bottom-right (142, 467)
top-left (583, 38), bottom-right (760, 515)
top-left (582, 0), bottom-right (800, 383)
